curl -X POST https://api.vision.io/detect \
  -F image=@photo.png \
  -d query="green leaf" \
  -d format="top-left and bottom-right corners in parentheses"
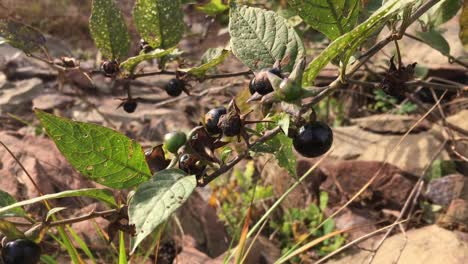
top-left (0, 188), bottom-right (117, 216)
top-left (119, 231), bottom-right (128, 264)
top-left (460, 0), bottom-right (468, 51)
top-left (89, 0), bottom-right (130, 60)
top-left (303, 0), bottom-right (410, 85)
top-left (196, 0), bottom-right (229, 16)
top-left (120, 48), bottom-right (175, 73)
top-left (421, 0), bottom-right (462, 28)
top-left (277, 113), bottom-right (290, 136)
top-left (35, 110), bottom-right (151, 189)
top-left (46, 207), bottom-right (67, 221)
top-left (0, 19), bottom-right (46, 53)
top-left (40, 255), bottom-right (58, 264)
top-left (229, 4), bottom-right (305, 72)
top-left (181, 49), bottom-right (230, 77)
top-left (252, 116), bottom-right (296, 177)
top-left (133, 0), bottom-right (185, 49)
top-left (128, 169), bottom-right (196, 253)
top-left (416, 30), bottom-right (450, 55)
top-left (288, 0), bottom-right (360, 40)
top-left (0, 220), bottom-right (25, 239)
top-left (0, 190), bottom-right (25, 218)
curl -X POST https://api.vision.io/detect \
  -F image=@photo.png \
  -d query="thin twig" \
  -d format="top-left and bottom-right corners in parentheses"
top-left (49, 209), bottom-right (118, 227)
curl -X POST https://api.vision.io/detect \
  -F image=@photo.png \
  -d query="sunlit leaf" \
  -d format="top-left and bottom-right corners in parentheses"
top-left (89, 0), bottom-right (130, 60)
top-left (35, 110), bottom-right (151, 189)
top-left (288, 0), bottom-right (360, 40)
top-left (128, 169), bottom-right (196, 253)
top-left (133, 0), bottom-right (185, 49)
top-left (229, 4), bottom-right (305, 72)
top-left (120, 48), bottom-right (175, 73)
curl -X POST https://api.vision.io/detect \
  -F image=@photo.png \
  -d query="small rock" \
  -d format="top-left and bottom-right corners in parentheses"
top-left (297, 159), bottom-right (417, 210)
top-left (438, 199), bottom-right (468, 231)
top-left (213, 236), bottom-right (281, 264)
top-left (334, 208), bottom-right (378, 248)
top-left (351, 114), bottom-right (431, 134)
top-left (32, 94), bottom-right (75, 110)
top-left (328, 225), bottom-right (468, 264)
top-left (425, 174), bottom-right (468, 206)
top-left (0, 78), bottom-right (43, 114)
top-left (358, 132), bottom-right (450, 175)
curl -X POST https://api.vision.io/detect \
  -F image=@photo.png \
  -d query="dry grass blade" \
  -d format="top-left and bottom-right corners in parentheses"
top-left (234, 207), bottom-right (251, 264)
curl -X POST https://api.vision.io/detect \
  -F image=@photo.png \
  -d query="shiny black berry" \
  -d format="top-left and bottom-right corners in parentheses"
top-left (2, 239), bottom-right (41, 264)
top-left (204, 107), bottom-right (227, 135)
top-left (249, 68), bottom-right (281, 95)
top-left (293, 121), bottom-right (333, 158)
top-left (165, 79), bottom-right (185, 97)
top-left (102, 60), bottom-right (119, 76)
top-left (123, 101), bottom-right (137, 113)
top-left (179, 153), bottom-right (206, 178)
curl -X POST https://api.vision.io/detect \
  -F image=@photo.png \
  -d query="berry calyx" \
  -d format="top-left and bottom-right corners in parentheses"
top-left (249, 67), bottom-right (281, 95)
top-left (204, 107), bottom-right (227, 135)
top-left (2, 239), bottom-right (41, 264)
top-left (293, 121), bottom-right (333, 158)
top-left (101, 60), bottom-right (119, 76)
top-left (122, 101), bottom-right (137, 113)
top-left (145, 145), bottom-right (170, 173)
top-left (179, 153), bottom-right (206, 178)
top-left (218, 112), bottom-right (242, 137)
top-left (165, 79), bottom-right (185, 97)
top-left (163, 131), bottom-right (187, 154)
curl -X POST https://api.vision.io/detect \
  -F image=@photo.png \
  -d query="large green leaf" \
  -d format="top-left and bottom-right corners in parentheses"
top-left (420, 0), bottom-right (462, 28)
top-left (128, 169), bottom-right (196, 253)
top-left (303, 0), bottom-right (410, 85)
top-left (288, 0), bottom-right (360, 40)
top-left (460, 0), bottom-right (468, 51)
top-left (0, 188), bottom-right (117, 216)
top-left (0, 190), bottom-right (25, 218)
top-left (35, 110), bottom-right (151, 189)
top-left (181, 49), bottom-right (230, 77)
top-left (120, 48), bottom-right (176, 73)
top-left (133, 0), bottom-right (185, 49)
top-left (0, 19), bottom-right (46, 53)
top-left (416, 30), bottom-right (450, 56)
top-left (89, 0), bottom-right (130, 60)
top-left (229, 4), bottom-right (305, 72)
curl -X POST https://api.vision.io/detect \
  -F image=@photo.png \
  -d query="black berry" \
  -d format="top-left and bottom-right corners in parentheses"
top-left (102, 60), bottom-right (119, 76)
top-left (123, 101), bottom-right (137, 113)
top-left (2, 239), bottom-right (41, 264)
top-left (179, 153), bottom-right (206, 178)
top-left (204, 107), bottom-right (227, 135)
top-left (249, 67), bottom-right (281, 95)
top-left (165, 79), bottom-right (185, 97)
top-left (293, 121), bottom-right (333, 158)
